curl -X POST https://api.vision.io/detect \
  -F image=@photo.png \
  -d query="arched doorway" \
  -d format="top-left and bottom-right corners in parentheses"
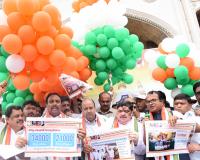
top-left (125, 9), bottom-right (176, 49)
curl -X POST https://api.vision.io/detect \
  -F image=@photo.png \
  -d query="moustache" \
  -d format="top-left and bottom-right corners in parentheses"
top-left (17, 120), bottom-right (24, 124)
top-left (64, 108), bottom-right (71, 113)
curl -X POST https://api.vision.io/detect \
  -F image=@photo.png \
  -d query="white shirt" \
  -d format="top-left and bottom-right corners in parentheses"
top-left (173, 110), bottom-right (200, 160)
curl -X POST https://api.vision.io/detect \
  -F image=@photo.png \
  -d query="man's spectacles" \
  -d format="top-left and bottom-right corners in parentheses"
top-left (145, 99), bottom-right (159, 105)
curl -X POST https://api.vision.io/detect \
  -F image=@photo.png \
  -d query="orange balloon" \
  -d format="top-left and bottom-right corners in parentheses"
top-left (13, 74), bottom-right (30, 90)
top-left (2, 0), bottom-right (17, 15)
top-left (79, 2), bottom-right (88, 9)
top-left (152, 68), bottom-right (167, 82)
top-left (180, 57), bottom-right (195, 71)
top-left (30, 71), bottom-right (44, 82)
top-left (24, 62), bottom-right (35, 73)
top-left (33, 56), bottom-right (50, 72)
top-left (7, 12), bottom-right (26, 31)
top-left (72, 1), bottom-right (80, 12)
top-left (62, 57), bottom-right (78, 74)
top-left (39, 79), bottom-right (53, 91)
top-left (39, 0), bottom-right (50, 9)
top-left (17, 0), bottom-right (40, 16)
top-left (32, 11), bottom-right (52, 32)
top-left (2, 34), bottom-right (22, 54)
top-left (59, 26), bottom-right (73, 39)
top-left (86, 0), bottom-right (98, 5)
top-left (42, 4), bottom-right (61, 23)
top-left (36, 36), bottom-right (54, 55)
top-left (49, 49), bottom-right (66, 67)
top-left (39, 25), bottom-right (58, 38)
top-left (158, 44), bottom-right (168, 55)
top-left (0, 25), bottom-right (11, 42)
top-left (52, 18), bottom-right (62, 30)
top-left (79, 68), bottom-right (92, 81)
top-left (166, 68), bottom-right (174, 78)
top-left (104, 0), bottom-right (110, 3)
top-left (18, 25), bottom-right (36, 44)
top-left (69, 71), bottom-right (80, 79)
top-left (29, 83), bottom-right (41, 94)
top-left (55, 34), bottom-right (71, 51)
top-left (20, 44), bottom-right (38, 62)
top-left (34, 92), bottom-right (45, 103)
top-left (45, 69), bottom-right (58, 84)
top-left (77, 56), bottom-right (89, 71)
top-left (189, 67), bottom-right (200, 80)
top-left (66, 46), bottom-right (82, 58)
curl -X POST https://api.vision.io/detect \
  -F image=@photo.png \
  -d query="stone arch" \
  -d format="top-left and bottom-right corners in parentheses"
top-left (125, 9), bottom-right (177, 49)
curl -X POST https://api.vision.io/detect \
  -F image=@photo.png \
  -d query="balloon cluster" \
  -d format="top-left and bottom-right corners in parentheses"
top-left (152, 38), bottom-right (200, 97)
top-left (78, 25), bottom-right (144, 91)
top-left (0, 0), bottom-right (92, 103)
top-left (1, 79), bottom-right (33, 114)
top-left (72, 0), bottom-right (110, 12)
top-left (68, 0), bottom-right (127, 42)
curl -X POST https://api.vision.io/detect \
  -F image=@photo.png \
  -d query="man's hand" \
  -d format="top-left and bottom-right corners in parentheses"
top-left (78, 128), bottom-right (86, 140)
top-left (83, 144), bottom-right (93, 154)
top-left (169, 115), bottom-right (178, 127)
top-left (129, 132), bottom-right (138, 146)
top-left (188, 143), bottom-right (200, 153)
top-left (15, 137), bottom-right (27, 148)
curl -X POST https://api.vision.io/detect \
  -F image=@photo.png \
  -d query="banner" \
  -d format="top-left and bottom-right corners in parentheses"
top-left (86, 128), bottom-right (135, 160)
top-left (59, 74), bottom-right (92, 99)
top-left (25, 117), bottom-right (82, 158)
top-left (145, 120), bottom-right (196, 157)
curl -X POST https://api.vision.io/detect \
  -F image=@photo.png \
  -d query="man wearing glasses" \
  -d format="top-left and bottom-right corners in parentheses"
top-left (193, 82), bottom-right (200, 116)
top-left (112, 101), bottom-right (146, 160)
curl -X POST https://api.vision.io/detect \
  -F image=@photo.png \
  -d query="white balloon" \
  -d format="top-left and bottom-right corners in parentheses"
top-left (171, 88), bottom-right (181, 98)
top-left (160, 38), bottom-right (176, 53)
top-left (165, 54), bottom-right (180, 68)
top-left (6, 54), bottom-right (25, 73)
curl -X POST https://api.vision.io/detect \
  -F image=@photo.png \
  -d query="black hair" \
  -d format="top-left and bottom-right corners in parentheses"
top-left (99, 92), bottom-right (112, 99)
top-left (22, 100), bottom-right (40, 110)
top-left (0, 104), bottom-right (2, 118)
top-left (193, 81), bottom-right (200, 93)
top-left (147, 90), bottom-right (166, 102)
top-left (174, 93), bottom-right (197, 104)
top-left (45, 93), bottom-right (61, 104)
top-left (116, 101), bottom-right (133, 111)
top-left (61, 96), bottom-right (71, 103)
top-left (5, 105), bottom-right (22, 118)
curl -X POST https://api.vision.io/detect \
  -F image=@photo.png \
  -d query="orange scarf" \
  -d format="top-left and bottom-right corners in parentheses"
top-left (0, 125), bottom-right (11, 144)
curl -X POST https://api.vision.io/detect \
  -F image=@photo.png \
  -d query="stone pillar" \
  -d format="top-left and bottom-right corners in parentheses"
top-left (181, 0), bottom-right (200, 47)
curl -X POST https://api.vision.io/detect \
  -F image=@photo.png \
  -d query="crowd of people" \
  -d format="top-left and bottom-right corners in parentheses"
top-left (1, 81), bottom-right (200, 160)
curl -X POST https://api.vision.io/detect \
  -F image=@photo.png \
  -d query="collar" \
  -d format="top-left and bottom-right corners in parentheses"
top-left (98, 109), bottom-right (113, 115)
top-left (85, 114), bottom-right (98, 125)
top-left (173, 110), bottom-right (195, 119)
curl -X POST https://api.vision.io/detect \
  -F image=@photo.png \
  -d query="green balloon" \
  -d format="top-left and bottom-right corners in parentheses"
top-left (0, 72), bottom-right (9, 82)
top-left (103, 25), bottom-right (115, 38)
top-left (94, 77), bottom-right (104, 86)
top-left (113, 67), bottom-right (123, 76)
top-left (134, 42), bottom-right (144, 58)
top-left (15, 90), bottom-right (28, 98)
top-left (0, 56), bottom-right (8, 72)
top-left (115, 28), bottom-right (129, 41)
top-left (97, 72), bottom-right (108, 81)
top-left (176, 43), bottom-right (190, 58)
top-left (111, 76), bottom-right (119, 85)
top-left (120, 39), bottom-right (131, 54)
top-left (85, 32), bottom-right (96, 44)
top-left (164, 78), bottom-right (177, 90)
top-left (181, 84), bottom-right (194, 96)
top-left (103, 83), bottom-right (111, 92)
top-left (95, 60), bottom-right (106, 71)
top-left (85, 45), bottom-right (97, 55)
top-left (6, 103), bottom-right (15, 111)
top-left (112, 47), bottom-right (125, 60)
top-left (97, 34), bottom-right (107, 47)
top-left (0, 46), bottom-right (9, 58)
top-left (107, 38), bottom-right (119, 50)
top-left (129, 34), bottom-right (139, 44)
top-left (123, 73), bottom-right (133, 84)
top-left (106, 58), bottom-right (117, 70)
top-left (156, 56), bottom-right (167, 69)
top-left (1, 101), bottom-right (8, 115)
top-left (7, 79), bottom-right (16, 91)
top-left (89, 62), bottom-right (96, 70)
top-left (190, 80), bottom-right (200, 85)
top-left (6, 92), bottom-right (16, 103)
top-left (125, 59), bottom-right (136, 69)
top-left (176, 76), bottom-right (190, 85)
top-left (25, 94), bottom-right (33, 101)
top-left (13, 97), bottom-right (25, 106)
top-left (71, 41), bottom-right (80, 48)
top-left (99, 47), bottom-right (110, 59)
top-left (174, 65), bottom-right (188, 78)
top-left (93, 27), bottom-right (104, 36)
